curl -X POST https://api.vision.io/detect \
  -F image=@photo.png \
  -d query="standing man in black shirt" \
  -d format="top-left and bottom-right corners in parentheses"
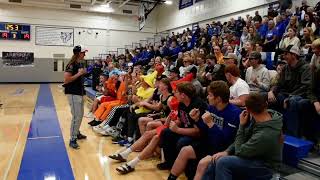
top-left (64, 45), bottom-right (88, 149)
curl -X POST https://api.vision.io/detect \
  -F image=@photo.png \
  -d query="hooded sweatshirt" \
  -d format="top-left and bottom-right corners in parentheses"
top-left (245, 64), bottom-right (271, 93)
top-left (273, 60), bottom-right (312, 98)
top-left (227, 110), bottom-right (283, 170)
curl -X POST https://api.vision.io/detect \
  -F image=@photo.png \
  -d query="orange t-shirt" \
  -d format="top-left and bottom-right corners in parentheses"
top-left (104, 78), bottom-right (116, 97)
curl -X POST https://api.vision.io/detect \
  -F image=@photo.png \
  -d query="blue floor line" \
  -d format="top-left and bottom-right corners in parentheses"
top-left (18, 84), bottom-right (74, 180)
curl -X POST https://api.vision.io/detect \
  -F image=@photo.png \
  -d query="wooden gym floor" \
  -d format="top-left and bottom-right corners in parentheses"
top-left (0, 84), bottom-right (183, 180)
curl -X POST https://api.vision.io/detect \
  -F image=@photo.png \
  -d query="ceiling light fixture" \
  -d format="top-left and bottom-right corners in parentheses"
top-left (95, 4), bottom-right (114, 13)
top-left (164, 0), bottom-right (173, 5)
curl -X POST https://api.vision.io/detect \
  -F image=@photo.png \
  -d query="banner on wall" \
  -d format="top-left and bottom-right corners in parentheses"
top-left (2, 52), bottom-right (34, 67)
top-left (179, 0), bottom-right (193, 9)
top-left (35, 26), bottom-right (74, 46)
top-left (138, 3), bottom-right (146, 31)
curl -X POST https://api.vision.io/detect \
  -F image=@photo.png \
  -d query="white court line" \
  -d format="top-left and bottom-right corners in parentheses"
top-left (2, 112), bottom-right (29, 180)
top-left (28, 135), bottom-right (60, 140)
top-left (98, 139), bottom-right (112, 180)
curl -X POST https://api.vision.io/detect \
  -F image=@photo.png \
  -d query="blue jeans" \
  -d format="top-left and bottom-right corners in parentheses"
top-left (202, 156), bottom-right (273, 180)
top-left (272, 94), bottom-right (313, 137)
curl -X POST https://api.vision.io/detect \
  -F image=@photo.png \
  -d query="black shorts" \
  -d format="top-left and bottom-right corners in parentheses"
top-left (191, 141), bottom-right (216, 160)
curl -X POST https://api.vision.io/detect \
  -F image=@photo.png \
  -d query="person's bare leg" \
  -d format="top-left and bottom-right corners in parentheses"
top-left (170, 145), bottom-right (197, 177)
top-left (91, 99), bottom-right (99, 112)
top-left (111, 129), bottom-right (157, 161)
top-left (146, 121), bottom-right (163, 131)
top-left (138, 135), bottom-right (160, 160)
top-left (194, 155), bottom-right (212, 180)
top-left (116, 133), bottom-right (160, 170)
top-left (138, 117), bottom-right (153, 135)
top-left (130, 129), bottom-right (157, 151)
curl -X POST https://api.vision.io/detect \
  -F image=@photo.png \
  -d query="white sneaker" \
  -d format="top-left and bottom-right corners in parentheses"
top-left (84, 112), bottom-right (94, 118)
top-left (100, 127), bottom-right (117, 136)
top-left (93, 125), bottom-right (104, 134)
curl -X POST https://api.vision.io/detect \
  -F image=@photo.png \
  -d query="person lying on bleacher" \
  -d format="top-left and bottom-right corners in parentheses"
top-left (268, 45), bottom-right (313, 137)
top-left (197, 93), bottom-right (283, 180)
top-left (167, 81), bottom-right (241, 180)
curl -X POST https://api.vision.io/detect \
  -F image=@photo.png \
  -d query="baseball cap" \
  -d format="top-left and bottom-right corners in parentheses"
top-left (185, 65), bottom-right (197, 74)
top-left (224, 53), bottom-right (238, 60)
top-left (101, 71), bottom-right (109, 77)
top-left (248, 51), bottom-right (262, 59)
top-left (73, 45), bottom-right (88, 54)
top-left (281, 45), bottom-right (300, 56)
top-left (169, 67), bottom-right (180, 74)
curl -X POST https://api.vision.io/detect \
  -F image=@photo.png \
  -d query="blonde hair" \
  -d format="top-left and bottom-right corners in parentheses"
top-left (304, 27), bottom-right (315, 41)
top-left (312, 38), bottom-right (320, 48)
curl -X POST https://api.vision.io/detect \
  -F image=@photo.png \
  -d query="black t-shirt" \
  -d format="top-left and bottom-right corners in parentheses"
top-left (178, 97), bottom-right (207, 128)
top-left (64, 62), bottom-right (85, 96)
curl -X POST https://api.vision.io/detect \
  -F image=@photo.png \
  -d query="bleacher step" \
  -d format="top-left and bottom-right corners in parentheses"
top-left (282, 172), bottom-right (320, 180)
top-left (298, 158), bottom-right (320, 177)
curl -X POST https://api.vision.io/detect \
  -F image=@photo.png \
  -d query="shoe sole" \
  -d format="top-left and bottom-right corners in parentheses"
top-left (69, 145), bottom-right (80, 149)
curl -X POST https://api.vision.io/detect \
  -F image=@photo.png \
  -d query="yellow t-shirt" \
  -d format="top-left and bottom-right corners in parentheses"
top-left (135, 87), bottom-right (155, 114)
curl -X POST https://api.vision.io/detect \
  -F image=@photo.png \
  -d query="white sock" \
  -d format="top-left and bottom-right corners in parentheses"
top-left (119, 147), bottom-right (132, 159)
top-left (128, 137), bottom-right (134, 142)
top-left (102, 124), bottom-right (110, 130)
top-left (127, 157), bottom-right (140, 168)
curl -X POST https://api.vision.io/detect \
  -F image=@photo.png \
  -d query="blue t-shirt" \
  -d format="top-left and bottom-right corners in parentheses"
top-left (265, 28), bottom-right (277, 41)
top-left (276, 21), bottom-right (286, 38)
top-left (196, 103), bottom-right (241, 150)
top-left (258, 24), bottom-right (268, 39)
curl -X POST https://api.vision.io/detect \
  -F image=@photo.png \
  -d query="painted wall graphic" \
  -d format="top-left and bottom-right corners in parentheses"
top-left (35, 26), bottom-right (74, 46)
top-left (2, 52), bottom-right (34, 67)
top-left (179, 0), bottom-right (193, 9)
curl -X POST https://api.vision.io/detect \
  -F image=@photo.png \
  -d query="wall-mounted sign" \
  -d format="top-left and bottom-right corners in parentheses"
top-left (2, 52), bottom-right (34, 67)
top-left (35, 26), bottom-right (74, 46)
top-left (179, 0), bottom-right (193, 9)
top-left (0, 23), bottom-right (31, 40)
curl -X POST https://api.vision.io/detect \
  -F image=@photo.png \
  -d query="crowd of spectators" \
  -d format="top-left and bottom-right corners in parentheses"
top-left (82, 0), bottom-right (320, 179)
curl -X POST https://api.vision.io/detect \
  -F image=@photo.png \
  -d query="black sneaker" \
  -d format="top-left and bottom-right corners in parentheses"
top-left (69, 140), bottom-right (80, 149)
top-left (88, 120), bottom-right (102, 126)
top-left (112, 136), bottom-right (124, 142)
top-left (157, 162), bottom-right (171, 170)
top-left (88, 120), bottom-right (97, 125)
top-left (77, 133), bottom-right (87, 140)
top-left (91, 120), bottom-right (102, 127)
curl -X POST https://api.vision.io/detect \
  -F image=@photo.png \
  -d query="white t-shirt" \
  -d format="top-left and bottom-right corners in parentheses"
top-left (230, 78), bottom-right (250, 99)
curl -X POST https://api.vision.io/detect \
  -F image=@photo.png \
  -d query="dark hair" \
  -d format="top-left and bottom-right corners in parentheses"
top-left (197, 54), bottom-right (206, 60)
top-left (176, 82), bottom-right (196, 99)
top-left (206, 54), bottom-right (215, 60)
top-left (160, 78), bottom-right (172, 93)
top-left (245, 93), bottom-right (268, 113)
top-left (224, 64), bottom-right (240, 77)
top-left (207, 81), bottom-right (230, 103)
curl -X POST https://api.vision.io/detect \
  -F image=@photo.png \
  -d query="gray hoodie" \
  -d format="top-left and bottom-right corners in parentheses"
top-left (245, 64), bottom-right (271, 93)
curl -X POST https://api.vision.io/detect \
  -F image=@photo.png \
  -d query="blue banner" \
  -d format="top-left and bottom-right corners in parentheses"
top-left (179, 0), bottom-right (193, 9)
